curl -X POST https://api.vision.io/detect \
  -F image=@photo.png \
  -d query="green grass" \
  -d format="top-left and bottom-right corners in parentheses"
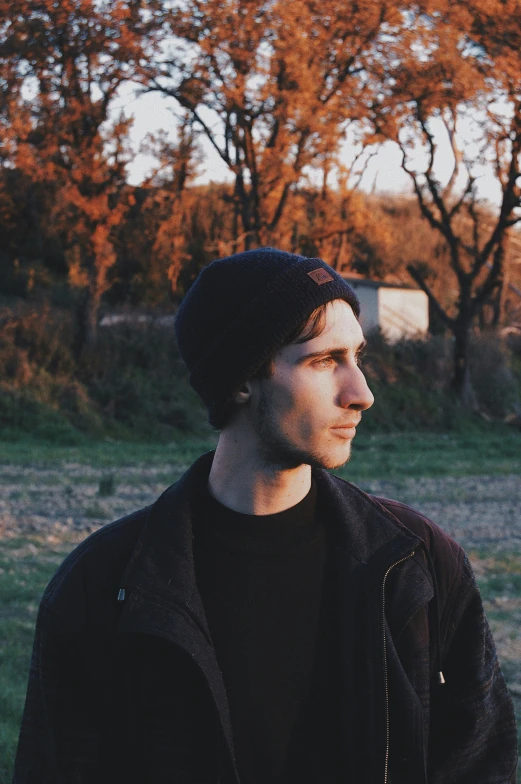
top-left (0, 425), bottom-right (519, 480)
top-left (0, 537), bottom-right (72, 782)
top-left (0, 432), bottom-right (218, 469)
top-left (472, 550), bottom-right (521, 780)
top-left (343, 428), bottom-right (521, 481)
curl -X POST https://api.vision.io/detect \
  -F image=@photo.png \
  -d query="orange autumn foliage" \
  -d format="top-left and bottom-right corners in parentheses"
top-left (1, 0), bottom-right (149, 350)
top-left (145, 0), bottom-right (398, 247)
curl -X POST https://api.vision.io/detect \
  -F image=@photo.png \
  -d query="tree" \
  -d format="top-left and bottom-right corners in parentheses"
top-left (0, 0), bottom-right (149, 351)
top-left (143, 0), bottom-right (396, 249)
top-left (374, 0), bottom-right (521, 401)
top-left (0, 23), bottom-right (48, 292)
top-left (139, 114), bottom-right (203, 295)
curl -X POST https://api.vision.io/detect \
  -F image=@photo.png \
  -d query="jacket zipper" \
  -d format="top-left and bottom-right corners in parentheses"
top-left (381, 547), bottom-right (417, 784)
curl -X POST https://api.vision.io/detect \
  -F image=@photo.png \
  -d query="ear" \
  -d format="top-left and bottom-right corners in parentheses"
top-left (233, 380), bottom-right (253, 405)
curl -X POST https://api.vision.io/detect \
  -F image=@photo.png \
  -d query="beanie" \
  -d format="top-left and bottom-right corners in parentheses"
top-left (174, 247), bottom-right (360, 425)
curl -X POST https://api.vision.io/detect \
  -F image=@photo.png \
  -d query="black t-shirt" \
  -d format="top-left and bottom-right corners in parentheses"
top-left (193, 480), bottom-right (342, 784)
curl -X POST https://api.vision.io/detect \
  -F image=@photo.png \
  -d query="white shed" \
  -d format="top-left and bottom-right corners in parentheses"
top-left (342, 277), bottom-right (429, 342)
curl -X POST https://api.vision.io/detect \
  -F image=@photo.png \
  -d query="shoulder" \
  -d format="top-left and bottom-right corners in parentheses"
top-left (326, 471), bottom-right (464, 562)
top-left (372, 495), bottom-right (464, 566)
top-left (369, 494), bottom-right (471, 615)
top-left (42, 505), bottom-right (150, 621)
top-left (326, 471), bottom-right (467, 597)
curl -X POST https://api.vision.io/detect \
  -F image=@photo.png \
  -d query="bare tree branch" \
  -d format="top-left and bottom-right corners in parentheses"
top-left (407, 263), bottom-right (454, 328)
top-left (441, 107), bottom-right (462, 197)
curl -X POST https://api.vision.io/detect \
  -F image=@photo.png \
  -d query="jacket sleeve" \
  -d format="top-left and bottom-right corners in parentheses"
top-left (13, 599), bottom-right (104, 784)
top-left (428, 553), bottom-right (518, 784)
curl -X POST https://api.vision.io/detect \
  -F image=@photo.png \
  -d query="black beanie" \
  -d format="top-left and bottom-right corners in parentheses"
top-left (175, 247), bottom-right (360, 426)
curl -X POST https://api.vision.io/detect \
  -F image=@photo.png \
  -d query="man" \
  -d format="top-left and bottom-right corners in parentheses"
top-left (14, 248), bottom-right (517, 783)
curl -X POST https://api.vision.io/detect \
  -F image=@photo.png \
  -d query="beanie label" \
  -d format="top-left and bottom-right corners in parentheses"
top-left (307, 268), bottom-right (334, 285)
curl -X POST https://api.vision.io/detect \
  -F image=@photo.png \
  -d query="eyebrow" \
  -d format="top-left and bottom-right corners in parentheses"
top-left (296, 339), bottom-right (367, 363)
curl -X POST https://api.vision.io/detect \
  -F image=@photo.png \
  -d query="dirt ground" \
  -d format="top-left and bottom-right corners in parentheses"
top-left (359, 473), bottom-right (521, 551)
top-left (1, 464), bottom-right (520, 550)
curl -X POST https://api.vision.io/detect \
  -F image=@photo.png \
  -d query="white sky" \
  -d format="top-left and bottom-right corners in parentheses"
top-left (113, 84), bottom-right (503, 206)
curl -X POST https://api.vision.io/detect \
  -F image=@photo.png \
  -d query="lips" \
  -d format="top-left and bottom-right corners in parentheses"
top-left (330, 425), bottom-right (357, 438)
top-left (332, 417), bottom-right (361, 429)
top-left (330, 418), bottom-right (361, 438)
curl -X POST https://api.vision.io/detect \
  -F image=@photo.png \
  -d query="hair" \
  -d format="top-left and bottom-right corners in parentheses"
top-left (211, 302), bottom-right (331, 429)
top-left (253, 302), bottom-right (329, 380)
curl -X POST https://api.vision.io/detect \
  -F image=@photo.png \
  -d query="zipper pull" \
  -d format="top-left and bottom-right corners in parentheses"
top-left (436, 671), bottom-right (445, 685)
top-left (117, 588), bottom-right (126, 602)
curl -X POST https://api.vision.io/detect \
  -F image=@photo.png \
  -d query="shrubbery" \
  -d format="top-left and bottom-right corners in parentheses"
top-left (363, 328), bottom-right (521, 431)
top-left (0, 301), bottom-right (519, 442)
top-left (0, 302), bottom-right (208, 443)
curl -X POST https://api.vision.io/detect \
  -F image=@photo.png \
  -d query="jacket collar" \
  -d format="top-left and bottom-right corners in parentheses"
top-left (120, 451), bottom-right (215, 640)
top-left (120, 450), bottom-right (424, 620)
top-left (312, 467), bottom-right (419, 563)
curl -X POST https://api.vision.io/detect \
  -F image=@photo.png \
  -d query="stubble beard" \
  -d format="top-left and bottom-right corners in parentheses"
top-left (254, 385), bottom-right (352, 472)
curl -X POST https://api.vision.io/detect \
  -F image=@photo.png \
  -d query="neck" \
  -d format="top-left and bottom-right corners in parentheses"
top-left (208, 428), bottom-right (312, 515)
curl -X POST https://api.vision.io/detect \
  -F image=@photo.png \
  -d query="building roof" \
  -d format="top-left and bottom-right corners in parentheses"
top-left (341, 275), bottom-right (420, 291)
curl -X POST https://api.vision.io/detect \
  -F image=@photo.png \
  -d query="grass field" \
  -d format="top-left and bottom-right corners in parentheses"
top-left (0, 424), bottom-right (520, 478)
top-left (1, 427), bottom-right (520, 781)
top-left (0, 536), bottom-right (72, 782)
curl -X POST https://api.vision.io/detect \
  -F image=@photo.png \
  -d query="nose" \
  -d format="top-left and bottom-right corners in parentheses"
top-left (338, 365), bottom-right (374, 412)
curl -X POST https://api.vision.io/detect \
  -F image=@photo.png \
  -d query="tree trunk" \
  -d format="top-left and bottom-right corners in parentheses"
top-left (234, 174), bottom-right (253, 250)
top-left (451, 320), bottom-right (474, 407)
top-left (76, 285), bottom-right (102, 358)
top-left (492, 253), bottom-right (510, 327)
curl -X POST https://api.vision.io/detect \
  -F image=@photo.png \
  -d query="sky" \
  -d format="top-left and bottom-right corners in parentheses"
top-left (113, 84), bottom-right (503, 207)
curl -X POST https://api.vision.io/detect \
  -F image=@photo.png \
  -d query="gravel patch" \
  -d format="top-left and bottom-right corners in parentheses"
top-left (0, 463), bottom-right (186, 540)
top-left (0, 466), bottom-right (520, 552)
top-left (360, 474), bottom-right (521, 551)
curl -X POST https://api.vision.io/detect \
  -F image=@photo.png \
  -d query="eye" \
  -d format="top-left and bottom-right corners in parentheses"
top-left (313, 356), bottom-right (335, 368)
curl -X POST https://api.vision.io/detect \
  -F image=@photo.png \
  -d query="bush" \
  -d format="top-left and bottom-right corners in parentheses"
top-left (0, 388), bottom-right (85, 444)
top-left (362, 329), bottom-right (520, 431)
top-left (0, 302), bottom-right (519, 441)
top-left (469, 332), bottom-right (520, 417)
top-left (0, 302), bottom-right (76, 384)
top-left (79, 318), bottom-right (209, 438)
top-left (362, 333), bottom-right (453, 431)
top-left (0, 304), bottom-right (208, 442)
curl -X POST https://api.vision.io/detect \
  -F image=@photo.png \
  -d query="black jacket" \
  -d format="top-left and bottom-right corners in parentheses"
top-left (14, 452), bottom-right (517, 783)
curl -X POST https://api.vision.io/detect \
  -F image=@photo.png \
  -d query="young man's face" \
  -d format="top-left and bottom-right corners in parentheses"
top-left (245, 299), bottom-right (374, 470)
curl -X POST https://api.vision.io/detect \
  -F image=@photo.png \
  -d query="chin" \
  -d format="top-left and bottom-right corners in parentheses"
top-left (257, 426), bottom-right (353, 471)
top-left (307, 444), bottom-right (352, 471)
top-left (321, 453), bottom-right (352, 471)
